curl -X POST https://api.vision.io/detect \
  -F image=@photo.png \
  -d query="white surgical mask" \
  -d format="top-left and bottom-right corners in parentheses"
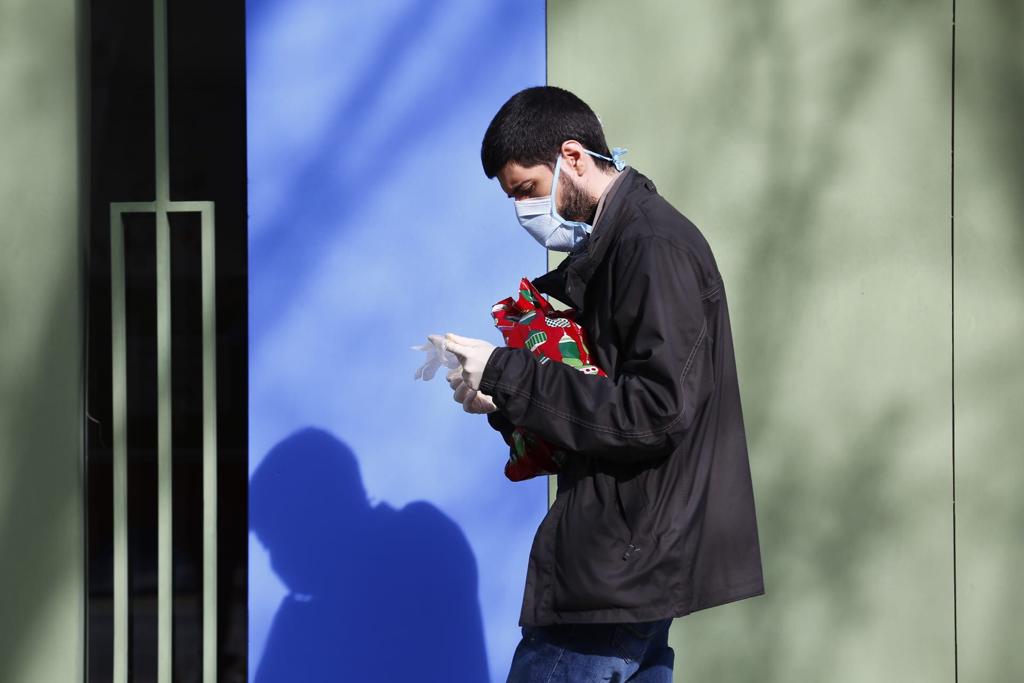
top-left (513, 147), bottom-right (627, 252)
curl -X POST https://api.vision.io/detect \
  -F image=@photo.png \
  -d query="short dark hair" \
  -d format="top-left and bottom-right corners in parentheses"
top-left (480, 86), bottom-right (614, 178)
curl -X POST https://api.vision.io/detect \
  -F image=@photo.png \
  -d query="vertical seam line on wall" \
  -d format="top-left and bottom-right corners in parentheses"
top-left (950, 0), bottom-right (958, 681)
top-left (78, 0), bottom-right (92, 677)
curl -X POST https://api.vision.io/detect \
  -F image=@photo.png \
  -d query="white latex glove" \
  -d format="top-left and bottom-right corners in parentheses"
top-left (443, 332), bottom-right (496, 391)
top-left (446, 367), bottom-right (497, 414)
top-left (411, 333), bottom-right (461, 380)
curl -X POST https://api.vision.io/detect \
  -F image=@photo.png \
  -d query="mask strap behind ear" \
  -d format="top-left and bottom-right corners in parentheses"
top-left (584, 146), bottom-right (628, 172)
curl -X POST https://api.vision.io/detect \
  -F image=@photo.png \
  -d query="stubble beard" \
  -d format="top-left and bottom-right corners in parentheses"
top-left (558, 173), bottom-right (598, 225)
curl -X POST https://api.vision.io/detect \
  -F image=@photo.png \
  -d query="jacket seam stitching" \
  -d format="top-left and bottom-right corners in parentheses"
top-left (700, 282), bottom-right (722, 300)
top-left (490, 320), bottom-right (708, 438)
top-left (676, 318), bottom-right (707, 385)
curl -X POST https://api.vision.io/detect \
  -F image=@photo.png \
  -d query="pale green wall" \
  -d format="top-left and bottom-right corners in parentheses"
top-left (0, 0), bottom-right (86, 680)
top-left (955, 0), bottom-right (1024, 680)
top-left (547, 0), bottom-right (1019, 680)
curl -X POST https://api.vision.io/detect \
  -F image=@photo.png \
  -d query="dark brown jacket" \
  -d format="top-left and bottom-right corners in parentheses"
top-left (481, 167), bottom-right (765, 626)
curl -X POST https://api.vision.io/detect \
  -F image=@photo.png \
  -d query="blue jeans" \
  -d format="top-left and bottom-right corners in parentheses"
top-left (505, 618), bottom-right (675, 682)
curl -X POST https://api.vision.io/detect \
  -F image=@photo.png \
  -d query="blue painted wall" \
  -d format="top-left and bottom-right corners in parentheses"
top-left (246, 1), bottom-right (547, 680)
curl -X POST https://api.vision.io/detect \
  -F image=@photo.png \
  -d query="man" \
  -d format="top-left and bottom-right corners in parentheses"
top-left (443, 86), bottom-right (765, 682)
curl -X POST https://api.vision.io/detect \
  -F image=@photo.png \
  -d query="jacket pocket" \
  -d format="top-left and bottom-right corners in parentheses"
top-left (615, 474), bottom-right (649, 561)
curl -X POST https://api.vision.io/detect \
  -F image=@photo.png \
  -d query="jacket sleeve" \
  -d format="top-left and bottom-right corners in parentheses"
top-left (485, 410), bottom-right (516, 448)
top-left (478, 235), bottom-right (715, 463)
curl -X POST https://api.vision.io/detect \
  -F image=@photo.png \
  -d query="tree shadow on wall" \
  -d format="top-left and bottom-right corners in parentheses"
top-left (249, 427), bottom-right (489, 683)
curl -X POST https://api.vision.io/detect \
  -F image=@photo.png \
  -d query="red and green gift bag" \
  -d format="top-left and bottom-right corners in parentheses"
top-left (490, 277), bottom-right (607, 482)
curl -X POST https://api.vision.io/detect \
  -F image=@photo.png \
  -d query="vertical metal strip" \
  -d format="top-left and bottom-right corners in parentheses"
top-left (201, 205), bottom-right (218, 683)
top-left (110, 209), bottom-right (129, 683)
top-left (156, 209), bottom-right (172, 683)
top-left (153, 0), bottom-right (169, 206)
top-left (153, 0), bottom-right (173, 680)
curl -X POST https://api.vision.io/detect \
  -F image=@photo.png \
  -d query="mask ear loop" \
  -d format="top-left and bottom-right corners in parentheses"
top-left (549, 154), bottom-right (563, 221)
top-left (584, 146), bottom-right (628, 172)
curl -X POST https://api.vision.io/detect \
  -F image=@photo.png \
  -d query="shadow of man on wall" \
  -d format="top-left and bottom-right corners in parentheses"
top-left (250, 427), bottom-right (490, 682)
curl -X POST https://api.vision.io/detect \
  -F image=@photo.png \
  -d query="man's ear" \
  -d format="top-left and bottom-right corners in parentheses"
top-left (559, 140), bottom-right (587, 176)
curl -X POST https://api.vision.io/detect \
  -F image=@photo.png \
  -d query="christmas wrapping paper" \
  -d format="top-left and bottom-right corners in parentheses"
top-left (491, 277), bottom-right (607, 481)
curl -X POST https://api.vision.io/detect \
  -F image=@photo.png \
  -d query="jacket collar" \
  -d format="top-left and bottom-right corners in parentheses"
top-left (532, 167), bottom-right (654, 313)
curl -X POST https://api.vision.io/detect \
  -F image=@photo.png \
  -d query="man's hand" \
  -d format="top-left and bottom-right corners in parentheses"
top-left (446, 367), bottom-right (497, 413)
top-left (443, 332), bottom-right (496, 391)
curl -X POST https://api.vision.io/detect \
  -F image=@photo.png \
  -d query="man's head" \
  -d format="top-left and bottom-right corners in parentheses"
top-left (481, 86), bottom-right (618, 224)
top-left (249, 427), bottom-right (371, 594)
